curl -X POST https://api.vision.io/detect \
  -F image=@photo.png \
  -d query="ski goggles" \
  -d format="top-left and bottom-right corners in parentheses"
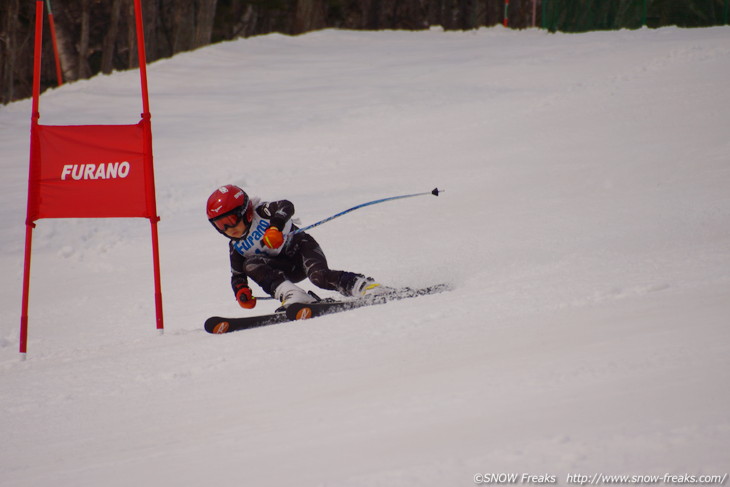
top-left (209, 202), bottom-right (254, 234)
top-left (210, 211), bottom-right (242, 232)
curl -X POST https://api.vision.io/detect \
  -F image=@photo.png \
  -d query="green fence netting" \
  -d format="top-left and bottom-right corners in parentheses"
top-left (542, 0), bottom-right (730, 32)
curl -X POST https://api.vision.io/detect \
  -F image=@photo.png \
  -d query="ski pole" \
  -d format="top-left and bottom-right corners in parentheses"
top-left (252, 188), bottom-right (443, 300)
top-left (290, 187), bottom-right (443, 237)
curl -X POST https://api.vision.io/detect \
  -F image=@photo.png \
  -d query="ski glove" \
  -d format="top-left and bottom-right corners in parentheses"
top-left (236, 287), bottom-right (257, 309)
top-left (262, 227), bottom-right (284, 249)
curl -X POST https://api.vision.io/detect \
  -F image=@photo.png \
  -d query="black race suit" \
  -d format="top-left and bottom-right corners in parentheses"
top-left (228, 199), bottom-right (360, 298)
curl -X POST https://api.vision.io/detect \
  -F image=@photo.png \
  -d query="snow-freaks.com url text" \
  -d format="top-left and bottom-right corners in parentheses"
top-left (566, 474), bottom-right (728, 486)
top-left (473, 473), bottom-right (728, 486)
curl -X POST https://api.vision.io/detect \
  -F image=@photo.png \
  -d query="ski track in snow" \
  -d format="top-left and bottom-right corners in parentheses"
top-left (1, 26), bottom-right (729, 486)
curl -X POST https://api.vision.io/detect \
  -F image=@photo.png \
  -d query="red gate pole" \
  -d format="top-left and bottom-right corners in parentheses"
top-left (133, 0), bottom-right (164, 333)
top-left (20, 0), bottom-right (46, 357)
top-left (19, 226), bottom-right (34, 357)
top-left (503, 0), bottom-right (510, 27)
top-left (45, 0), bottom-right (63, 86)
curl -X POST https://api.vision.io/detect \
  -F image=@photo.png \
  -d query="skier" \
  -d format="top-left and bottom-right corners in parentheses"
top-left (206, 184), bottom-right (382, 309)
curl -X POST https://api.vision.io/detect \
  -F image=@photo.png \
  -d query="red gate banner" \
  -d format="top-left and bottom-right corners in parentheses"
top-left (20, 0), bottom-right (163, 356)
top-left (28, 122), bottom-right (154, 221)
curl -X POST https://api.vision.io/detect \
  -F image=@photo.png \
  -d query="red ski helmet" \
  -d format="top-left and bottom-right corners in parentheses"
top-left (206, 185), bottom-right (253, 236)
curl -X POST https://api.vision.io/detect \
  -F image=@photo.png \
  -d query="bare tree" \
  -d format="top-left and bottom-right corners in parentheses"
top-left (1, 0), bottom-right (19, 104)
top-left (3, 0), bottom-right (728, 105)
top-left (195, 0), bottom-right (218, 47)
top-left (127, 0), bottom-right (139, 68)
top-left (77, 0), bottom-right (91, 79)
top-left (101, 0), bottom-right (124, 74)
top-left (294, 0), bottom-right (326, 34)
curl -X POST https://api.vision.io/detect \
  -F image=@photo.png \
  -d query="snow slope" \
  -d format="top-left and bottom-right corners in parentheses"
top-left (1, 26), bottom-right (729, 486)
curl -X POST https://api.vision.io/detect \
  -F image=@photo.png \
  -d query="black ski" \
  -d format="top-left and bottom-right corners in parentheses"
top-left (204, 283), bottom-right (451, 334)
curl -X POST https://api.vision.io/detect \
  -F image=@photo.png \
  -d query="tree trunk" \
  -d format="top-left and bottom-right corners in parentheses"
top-left (127, 0), bottom-right (138, 68)
top-left (142, 0), bottom-right (159, 60)
top-left (172, 0), bottom-right (194, 53)
top-left (77, 0), bottom-right (91, 79)
top-left (101, 0), bottom-right (124, 74)
top-left (53, 11), bottom-right (79, 83)
top-left (194, 0), bottom-right (218, 47)
top-left (294, 0), bottom-right (325, 34)
top-left (1, 0), bottom-right (19, 104)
